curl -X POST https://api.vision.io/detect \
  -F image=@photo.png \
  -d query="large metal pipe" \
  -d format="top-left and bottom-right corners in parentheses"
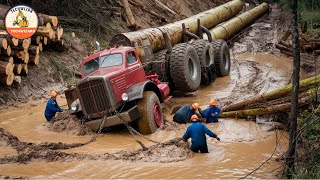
top-left (110, 0), bottom-right (244, 53)
top-left (208, 3), bottom-right (269, 40)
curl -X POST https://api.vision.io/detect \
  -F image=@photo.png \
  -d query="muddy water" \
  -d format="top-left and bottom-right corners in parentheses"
top-left (0, 53), bottom-right (291, 178)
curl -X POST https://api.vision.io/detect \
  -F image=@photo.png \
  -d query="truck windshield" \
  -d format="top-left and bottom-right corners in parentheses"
top-left (83, 54), bottom-right (123, 75)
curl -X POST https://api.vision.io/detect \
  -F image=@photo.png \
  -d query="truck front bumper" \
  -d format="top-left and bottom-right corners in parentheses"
top-left (84, 105), bottom-right (140, 131)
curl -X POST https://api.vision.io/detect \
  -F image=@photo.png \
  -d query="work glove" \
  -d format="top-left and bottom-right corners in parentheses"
top-left (216, 137), bottom-right (220, 141)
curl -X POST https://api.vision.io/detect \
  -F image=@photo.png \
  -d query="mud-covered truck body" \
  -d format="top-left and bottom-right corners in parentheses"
top-left (66, 46), bottom-right (170, 134)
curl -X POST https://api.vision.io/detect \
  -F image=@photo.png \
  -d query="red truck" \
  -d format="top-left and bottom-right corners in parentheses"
top-left (65, 45), bottom-right (170, 134)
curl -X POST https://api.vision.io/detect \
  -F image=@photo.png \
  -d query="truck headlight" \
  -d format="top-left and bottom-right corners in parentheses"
top-left (122, 93), bottom-right (129, 101)
top-left (71, 105), bottom-right (77, 111)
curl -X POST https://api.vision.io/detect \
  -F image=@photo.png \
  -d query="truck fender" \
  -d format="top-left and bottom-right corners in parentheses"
top-left (127, 81), bottom-right (164, 102)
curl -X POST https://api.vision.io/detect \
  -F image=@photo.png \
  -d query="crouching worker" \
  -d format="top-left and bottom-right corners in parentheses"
top-left (44, 90), bottom-right (63, 123)
top-left (173, 103), bottom-right (200, 124)
top-left (183, 115), bottom-right (220, 153)
top-left (200, 99), bottom-right (221, 123)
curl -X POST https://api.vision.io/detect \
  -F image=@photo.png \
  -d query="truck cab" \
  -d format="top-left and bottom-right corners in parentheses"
top-left (66, 46), bottom-right (170, 134)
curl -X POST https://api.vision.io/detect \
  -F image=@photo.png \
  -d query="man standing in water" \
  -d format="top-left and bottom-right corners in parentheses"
top-left (44, 90), bottom-right (63, 123)
top-left (183, 115), bottom-right (220, 153)
top-left (173, 103), bottom-right (200, 124)
top-left (200, 99), bottom-right (221, 123)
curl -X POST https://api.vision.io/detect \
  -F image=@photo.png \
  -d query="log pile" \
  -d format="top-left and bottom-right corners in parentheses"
top-left (276, 31), bottom-right (320, 56)
top-left (0, 5), bottom-right (64, 86)
top-left (220, 74), bottom-right (320, 118)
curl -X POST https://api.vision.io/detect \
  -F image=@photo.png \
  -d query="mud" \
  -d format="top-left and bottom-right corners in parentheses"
top-left (0, 128), bottom-right (191, 164)
top-left (46, 111), bottom-right (93, 136)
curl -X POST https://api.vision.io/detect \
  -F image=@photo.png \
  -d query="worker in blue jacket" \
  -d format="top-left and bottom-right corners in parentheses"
top-left (183, 114), bottom-right (220, 153)
top-left (173, 103), bottom-right (200, 124)
top-left (200, 99), bottom-right (221, 123)
top-left (44, 90), bottom-right (63, 123)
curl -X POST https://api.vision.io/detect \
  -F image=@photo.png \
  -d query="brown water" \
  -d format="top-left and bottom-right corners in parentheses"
top-left (0, 53), bottom-right (292, 178)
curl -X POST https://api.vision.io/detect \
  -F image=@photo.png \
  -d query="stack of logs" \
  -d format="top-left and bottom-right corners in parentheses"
top-left (0, 5), bottom-right (64, 86)
top-left (276, 32), bottom-right (320, 57)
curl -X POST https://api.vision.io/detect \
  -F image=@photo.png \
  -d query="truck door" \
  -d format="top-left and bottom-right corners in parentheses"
top-left (126, 51), bottom-right (146, 85)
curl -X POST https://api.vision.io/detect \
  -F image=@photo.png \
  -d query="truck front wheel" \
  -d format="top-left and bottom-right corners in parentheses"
top-left (137, 91), bottom-right (163, 134)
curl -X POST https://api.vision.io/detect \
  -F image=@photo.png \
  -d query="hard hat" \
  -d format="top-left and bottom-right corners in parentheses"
top-left (192, 103), bottom-right (200, 110)
top-left (49, 90), bottom-right (58, 97)
top-left (209, 99), bottom-right (217, 106)
top-left (190, 114), bottom-right (199, 121)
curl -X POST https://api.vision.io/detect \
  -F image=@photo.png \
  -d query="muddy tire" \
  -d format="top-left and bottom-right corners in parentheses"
top-left (137, 91), bottom-right (163, 134)
top-left (150, 50), bottom-right (170, 82)
top-left (212, 40), bottom-right (231, 77)
top-left (169, 43), bottom-right (201, 92)
top-left (191, 39), bottom-right (214, 85)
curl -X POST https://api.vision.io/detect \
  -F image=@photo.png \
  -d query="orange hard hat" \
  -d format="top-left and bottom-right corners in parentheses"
top-left (209, 99), bottom-right (217, 106)
top-left (49, 90), bottom-right (58, 97)
top-left (192, 103), bottom-right (200, 110)
top-left (190, 114), bottom-right (199, 121)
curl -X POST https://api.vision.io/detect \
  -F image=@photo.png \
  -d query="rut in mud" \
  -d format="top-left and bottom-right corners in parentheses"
top-left (0, 128), bottom-right (192, 164)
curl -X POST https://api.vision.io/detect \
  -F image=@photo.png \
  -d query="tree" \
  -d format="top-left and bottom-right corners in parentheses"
top-left (285, 0), bottom-right (300, 178)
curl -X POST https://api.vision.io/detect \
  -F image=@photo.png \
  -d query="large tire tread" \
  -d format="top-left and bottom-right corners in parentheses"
top-left (212, 40), bottom-right (231, 77)
top-left (169, 43), bottom-right (201, 92)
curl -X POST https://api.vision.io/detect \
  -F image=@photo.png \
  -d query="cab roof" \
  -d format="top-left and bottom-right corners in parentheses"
top-left (82, 46), bottom-right (135, 65)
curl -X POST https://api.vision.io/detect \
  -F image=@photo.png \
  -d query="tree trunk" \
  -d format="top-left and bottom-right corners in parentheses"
top-left (38, 13), bottom-right (59, 27)
top-left (222, 74), bottom-right (320, 112)
top-left (286, 0), bottom-right (300, 177)
top-left (220, 96), bottom-right (310, 118)
top-left (121, 0), bottom-right (136, 27)
top-left (0, 38), bottom-right (7, 50)
top-left (18, 39), bottom-right (30, 49)
top-left (31, 36), bottom-right (41, 45)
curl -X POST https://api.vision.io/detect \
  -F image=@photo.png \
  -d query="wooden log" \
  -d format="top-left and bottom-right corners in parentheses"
top-left (24, 52), bottom-right (29, 64)
top-left (6, 45), bottom-right (11, 56)
top-left (279, 40), bottom-right (291, 48)
top-left (0, 38), bottom-right (7, 50)
top-left (28, 45), bottom-right (39, 55)
top-left (0, 73), bottom-right (14, 85)
top-left (280, 50), bottom-right (292, 56)
top-left (13, 75), bottom-right (21, 84)
top-left (13, 63), bottom-right (22, 75)
top-left (29, 54), bottom-right (39, 65)
top-left (7, 38), bottom-right (18, 47)
top-left (43, 37), bottom-right (48, 45)
top-left (121, 0), bottom-right (136, 27)
top-left (0, 61), bottom-right (13, 75)
top-left (276, 43), bottom-right (292, 52)
top-left (0, 56), bottom-right (13, 64)
top-left (34, 27), bottom-right (54, 39)
top-left (31, 36), bottom-right (41, 45)
top-left (20, 64), bottom-right (28, 76)
top-left (39, 42), bottom-right (43, 52)
top-left (38, 13), bottom-right (58, 27)
top-left (220, 96), bottom-right (311, 118)
top-left (18, 39), bottom-right (30, 49)
top-left (222, 74), bottom-right (320, 112)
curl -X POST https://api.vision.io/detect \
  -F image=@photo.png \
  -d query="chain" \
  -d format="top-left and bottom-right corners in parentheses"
top-left (82, 115), bottom-right (106, 145)
top-left (115, 110), bottom-right (163, 146)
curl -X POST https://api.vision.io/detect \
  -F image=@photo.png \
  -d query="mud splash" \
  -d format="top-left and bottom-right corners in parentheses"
top-left (46, 112), bottom-right (93, 136)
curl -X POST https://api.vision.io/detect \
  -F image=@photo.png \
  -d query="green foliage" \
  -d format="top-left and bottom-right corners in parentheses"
top-left (278, 0), bottom-right (320, 28)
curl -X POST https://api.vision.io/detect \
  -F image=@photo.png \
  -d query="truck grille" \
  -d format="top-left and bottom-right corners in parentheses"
top-left (78, 78), bottom-right (112, 115)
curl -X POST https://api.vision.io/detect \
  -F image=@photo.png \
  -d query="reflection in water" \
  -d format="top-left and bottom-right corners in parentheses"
top-left (0, 53), bottom-right (289, 178)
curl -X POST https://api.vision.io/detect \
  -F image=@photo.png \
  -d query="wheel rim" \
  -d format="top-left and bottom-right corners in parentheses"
top-left (205, 50), bottom-right (213, 66)
top-left (223, 53), bottom-right (229, 71)
top-left (153, 103), bottom-right (163, 127)
top-left (188, 58), bottom-right (196, 80)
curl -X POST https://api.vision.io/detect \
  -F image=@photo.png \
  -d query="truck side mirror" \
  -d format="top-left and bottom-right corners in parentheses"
top-left (96, 41), bottom-right (101, 51)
